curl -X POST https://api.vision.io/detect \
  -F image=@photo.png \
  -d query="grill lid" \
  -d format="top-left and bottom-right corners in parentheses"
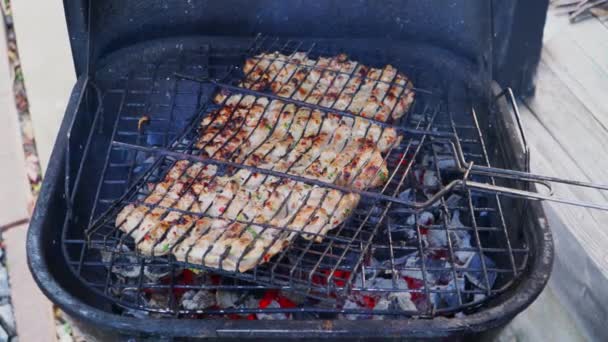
top-left (62, 0), bottom-right (493, 79)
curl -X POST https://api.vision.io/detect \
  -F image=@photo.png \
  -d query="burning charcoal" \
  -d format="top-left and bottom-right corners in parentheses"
top-left (399, 253), bottom-right (449, 302)
top-left (180, 290), bottom-right (216, 310)
top-left (422, 146), bottom-right (458, 170)
top-left (143, 262), bottom-right (173, 282)
top-left (421, 170), bottom-right (440, 198)
top-left (386, 210), bottom-right (418, 253)
top-left (436, 156), bottom-right (457, 170)
top-left (426, 227), bottom-right (448, 247)
top-left (341, 299), bottom-right (371, 320)
top-left (424, 258), bottom-right (452, 285)
top-left (427, 211), bottom-right (471, 251)
top-left (258, 289), bottom-right (297, 320)
top-left (388, 291), bottom-right (417, 312)
top-left (372, 298), bottom-right (391, 319)
top-left (406, 211), bottom-right (434, 228)
top-left (100, 246), bottom-right (141, 278)
top-left (448, 211), bottom-right (476, 264)
top-left (372, 276), bottom-right (409, 291)
top-left (399, 253), bottom-right (428, 282)
top-left (216, 290), bottom-right (242, 308)
top-left (381, 252), bottom-right (418, 270)
top-left (256, 300), bottom-right (289, 320)
top-left (243, 296), bottom-right (259, 309)
top-left (311, 268), bottom-right (353, 288)
top-left (462, 254), bottom-right (497, 290)
top-left (423, 170), bottom-right (439, 188)
top-left (352, 268), bottom-right (380, 289)
top-left (430, 276), bottom-right (465, 309)
top-left (148, 292), bottom-right (171, 309)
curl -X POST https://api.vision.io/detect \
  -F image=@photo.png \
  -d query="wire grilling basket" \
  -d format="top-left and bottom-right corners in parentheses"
top-left (66, 35), bottom-right (607, 318)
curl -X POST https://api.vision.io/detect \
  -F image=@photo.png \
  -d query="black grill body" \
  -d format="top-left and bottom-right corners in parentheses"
top-left (27, 1), bottom-right (552, 339)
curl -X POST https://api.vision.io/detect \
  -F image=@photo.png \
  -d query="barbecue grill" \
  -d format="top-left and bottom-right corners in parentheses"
top-left (26, 0), bottom-right (606, 340)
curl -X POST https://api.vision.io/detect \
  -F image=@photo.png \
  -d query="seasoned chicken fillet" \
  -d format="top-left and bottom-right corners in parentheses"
top-left (113, 52), bottom-right (411, 273)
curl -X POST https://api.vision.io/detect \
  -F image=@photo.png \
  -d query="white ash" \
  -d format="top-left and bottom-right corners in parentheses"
top-left (426, 227), bottom-right (449, 247)
top-left (100, 245), bottom-right (141, 278)
top-left (256, 300), bottom-right (289, 320)
top-left (148, 293), bottom-right (170, 309)
top-left (181, 290), bottom-right (216, 310)
top-left (341, 299), bottom-right (370, 320)
top-left (422, 149), bottom-right (457, 170)
top-left (423, 170), bottom-right (439, 188)
top-left (426, 211), bottom-right (471, 250)
top-left (215, 290), bottom-right (241, 308)
top-left (405, 211), bottom-right (434, 227)
top-left (461, 254), bottom-right (497, 290)
top-left (399, 254), bottom-right (434, 283)
top-left (378, 276), bottom-right (409, 291)
top-left (436, 156), bottom-right (457, 170)
top-left (388, 291), bottom-right (417, 312)
top-left (243, 296), bottom-right (259, 309)
top-left (449, 211), bottom-right (475, 264)
top-left (143, 263), bottom-right (172, 282)
top-left (372, 298), bottom-right (391, 319)
top-left (430, 276), bottom-right (465, 308)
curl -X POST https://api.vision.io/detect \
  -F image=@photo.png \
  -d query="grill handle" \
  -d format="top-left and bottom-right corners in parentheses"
top-left (463, 178), bottom-right (608, 211)
top-left (493, 87), bottom-right (530, 173)
top-left (481, 87), bottom-right (608, 210)
top-left (464, 163), bottom-right (608, 211)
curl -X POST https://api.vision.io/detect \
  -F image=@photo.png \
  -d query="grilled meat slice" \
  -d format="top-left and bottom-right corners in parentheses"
top-left (114, 52), bottom-right (413, 274)
top-left (242, 52), bottom-right (415, 122)
top-left (116, 160), bottom-right (193, 243)
top-left (137, 171), bottom-right (206, 254)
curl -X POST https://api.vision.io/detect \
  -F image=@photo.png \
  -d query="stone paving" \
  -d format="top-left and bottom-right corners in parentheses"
top-left (0, 243), bottom-right (17, 341)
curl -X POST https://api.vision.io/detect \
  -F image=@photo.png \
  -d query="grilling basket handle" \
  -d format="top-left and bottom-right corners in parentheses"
top-left (420, 161), bottom-right (608, 212)
top-left (434, 88), bottom-right (608, 212)
top-left (171, 74), bottom-right (608, 212)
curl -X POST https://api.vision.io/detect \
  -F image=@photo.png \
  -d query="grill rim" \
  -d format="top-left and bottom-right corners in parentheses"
top-left (26, 74), bottom-right (554, 338)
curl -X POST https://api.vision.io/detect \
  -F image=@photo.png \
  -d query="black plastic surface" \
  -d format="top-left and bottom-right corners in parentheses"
top-left (63, 0), bottom-right (492, 78)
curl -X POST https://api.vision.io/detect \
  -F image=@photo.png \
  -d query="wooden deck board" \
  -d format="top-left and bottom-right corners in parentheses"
top-left (524, 60), bottom-right (608, 183)
top-left (512, 8), bottom-right (608, 341)
top-left (543, 12), bottom-right (608, 130)
top-left (520, 102), bottom-right (608, 278)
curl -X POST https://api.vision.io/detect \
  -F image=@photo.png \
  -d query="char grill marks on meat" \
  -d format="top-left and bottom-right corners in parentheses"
top-left (242, 52), bottom-right (415, 121)
top-left (115, 52), bottom-right (414, 273)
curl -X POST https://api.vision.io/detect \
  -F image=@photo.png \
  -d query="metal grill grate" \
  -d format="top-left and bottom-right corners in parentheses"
top-left (62, 36), bottom-right (572, 318)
